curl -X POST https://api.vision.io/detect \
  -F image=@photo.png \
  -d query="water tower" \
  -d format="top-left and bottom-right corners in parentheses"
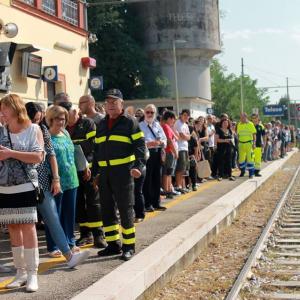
top-left (136, 0), bottom-right (221, 115)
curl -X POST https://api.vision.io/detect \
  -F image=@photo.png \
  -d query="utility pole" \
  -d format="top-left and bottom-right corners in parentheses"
top-left (240, 58), bottom-right (244, 113)
top-left (287, 77), bottom-right (291, 125)
top-left (173, 40), bottom-right (179, 116)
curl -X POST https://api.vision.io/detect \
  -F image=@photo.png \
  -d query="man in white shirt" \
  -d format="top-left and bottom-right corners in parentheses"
top-left (206, 114), bottom-right (215, 170)
top-left (174, 109), bottom-right (191, 192)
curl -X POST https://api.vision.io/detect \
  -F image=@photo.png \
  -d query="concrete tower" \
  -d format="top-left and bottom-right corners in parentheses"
top-left (136, 0), bottom-right (221, 115)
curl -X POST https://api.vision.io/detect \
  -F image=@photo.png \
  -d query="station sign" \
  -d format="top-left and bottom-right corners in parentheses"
top-left (263, 105), bottom-right (284, 116)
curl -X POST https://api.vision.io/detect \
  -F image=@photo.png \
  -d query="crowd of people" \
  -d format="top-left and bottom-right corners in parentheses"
top-left (0, 89), bottom-right (296, 293)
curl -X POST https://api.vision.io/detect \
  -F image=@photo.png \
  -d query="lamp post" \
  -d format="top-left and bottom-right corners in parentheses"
top-left (172, 39), bottom-right (186, 116)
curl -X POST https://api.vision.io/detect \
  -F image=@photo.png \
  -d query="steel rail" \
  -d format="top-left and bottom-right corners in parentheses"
top-left (225, 164), bottom-right (300, 300)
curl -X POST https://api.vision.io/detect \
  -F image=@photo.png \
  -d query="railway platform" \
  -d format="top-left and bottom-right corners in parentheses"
top-left (0, 150), bottom-right (297, 300)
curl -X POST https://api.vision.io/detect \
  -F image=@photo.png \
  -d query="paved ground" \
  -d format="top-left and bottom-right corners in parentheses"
top-left (0, 160), bottom-right (280, 299)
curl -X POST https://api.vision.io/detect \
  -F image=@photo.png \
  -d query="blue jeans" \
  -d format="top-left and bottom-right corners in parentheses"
top-left (38, 191), bottom-right (71, 254)
top-left (40, 188), bottom-right (77, 252)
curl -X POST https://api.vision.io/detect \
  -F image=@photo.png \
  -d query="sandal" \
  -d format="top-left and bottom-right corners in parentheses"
top-left (48, 250), bottom-right (63, 258)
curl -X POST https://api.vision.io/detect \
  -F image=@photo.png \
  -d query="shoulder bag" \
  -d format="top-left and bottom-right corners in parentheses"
top-left (6, 126), bottom-right (44, 203)
top-left (196, 149), bottom-right (211, 179)
top-left (147, 123), bottom-right (166, 163)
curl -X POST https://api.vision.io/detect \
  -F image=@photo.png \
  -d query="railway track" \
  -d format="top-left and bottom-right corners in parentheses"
top-left (226, 165), bottom-right (300, 300)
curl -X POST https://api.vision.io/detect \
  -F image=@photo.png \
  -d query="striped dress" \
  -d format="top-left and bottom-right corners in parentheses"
top-left (0, 124), bottom-right (43, 224)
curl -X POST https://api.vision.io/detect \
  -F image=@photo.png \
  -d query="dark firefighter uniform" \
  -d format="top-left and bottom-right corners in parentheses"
top-left (67, 116), bottom-right (104, 246)
top-left (254, 123), bottom-right (265, 176)
top-left (93, 112), bottom-right (146, 255)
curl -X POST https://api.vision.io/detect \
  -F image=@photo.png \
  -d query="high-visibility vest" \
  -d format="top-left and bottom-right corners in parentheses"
top-left (237, 121), bottom-right (257, 143)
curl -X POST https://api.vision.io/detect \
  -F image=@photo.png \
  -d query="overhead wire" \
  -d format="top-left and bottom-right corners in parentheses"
top-left (244, 66), bottom-right (282, 88)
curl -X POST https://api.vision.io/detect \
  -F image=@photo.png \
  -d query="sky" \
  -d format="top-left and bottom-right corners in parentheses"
top-left (218, 0), bottom-right (300, 104)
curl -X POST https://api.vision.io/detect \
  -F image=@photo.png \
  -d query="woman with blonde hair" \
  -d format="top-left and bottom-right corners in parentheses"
top-left (0, 94), bottom-right (44, 292)
top-left (25, 102), bottom-right (90, 266)
top-left (45, 105), bottom-right (79, 255)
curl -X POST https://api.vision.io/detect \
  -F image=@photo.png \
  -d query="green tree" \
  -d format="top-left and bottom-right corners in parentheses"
top-left (87, 3), bottom-right (170, 100)
top-left (278, 96), bottom-right (289, 121)
top-left (210, 59), bottom-right (269, 120)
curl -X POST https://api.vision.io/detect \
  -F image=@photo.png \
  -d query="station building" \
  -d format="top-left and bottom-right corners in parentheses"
top-left (0, 0), bottom-right (91, 106)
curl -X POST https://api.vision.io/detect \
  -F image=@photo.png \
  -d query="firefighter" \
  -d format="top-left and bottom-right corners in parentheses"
top-left (237, 112), bottom-right (257, 178)
top-left (251, 113), bottom-right (265, 177)
top-left (93, 89), bottom-right (146, 261)
top-left (61, 103), bottom-right (106, 248)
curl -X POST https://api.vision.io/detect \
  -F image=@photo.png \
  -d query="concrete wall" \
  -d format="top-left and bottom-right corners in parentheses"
top-left (0, 2), bottom-right (89, 105)
top-left (136, 0), bottom-right (221, 100)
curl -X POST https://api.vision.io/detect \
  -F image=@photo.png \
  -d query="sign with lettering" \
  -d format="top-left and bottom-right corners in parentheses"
top-left (263, 105), bottom-right (284, 116)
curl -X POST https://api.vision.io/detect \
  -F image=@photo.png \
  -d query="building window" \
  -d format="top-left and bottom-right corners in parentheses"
top-left (42, 0), bottom-right (56, 16)
top-left (22, 0), bottom-right (34, 5)
top-left (62, 0), bottom-right (78, 26)
top-left (13, 0), bottom-right (86, 34)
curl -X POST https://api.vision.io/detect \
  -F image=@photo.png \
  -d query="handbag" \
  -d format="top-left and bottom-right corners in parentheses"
top-left (196, 149), bottom-right (211, 179)
top-left (6, 126), bottom-right (44, 203)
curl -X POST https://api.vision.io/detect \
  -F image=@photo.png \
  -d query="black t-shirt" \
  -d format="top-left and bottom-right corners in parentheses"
top-left (197, 127), bottom-right (208, 151)
top-left (216, 127), bottom-right (233, 150)
top-left (255, 124), bottom-right (265, 147)
top-left (188, 135), bottom-right (198, 156)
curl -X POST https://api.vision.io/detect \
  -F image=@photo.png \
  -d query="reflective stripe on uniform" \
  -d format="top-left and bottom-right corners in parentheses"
top-left (122, 237), bottom-right (135, 245)
top-left (105, 234), bottom-right (120, 242)
top-left (98, 155), bottom-right (136, 167)
top-left (79, 221), bottom-right (103, 228)
top-left (72, 131), bottom-right (96, 143)
top-left (95, 136), bottom-right (107, 144)
top-left (108, 135), bottom-right (132, 144)
top-left (103, 224), bottom-right (119, 233)
top-left (86, 130), bottom-right (96, 140)
top-left (72, 138), bottom-right (85, 143)
top-left (88, 162), bottom-right (93, 168)
top-left (110, 155), bottom-right (135, 166)
top-left (98, 161), bottom-right (108, 167)
top-left (122, 227), bottom-right (135, 235)
top-left (131, 131), bottom-right (144, 141)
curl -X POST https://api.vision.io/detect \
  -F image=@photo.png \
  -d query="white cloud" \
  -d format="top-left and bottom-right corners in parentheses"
top-left (291, 33), bottom-right (300, 45)
top-left (241, 47), bottom-right (254, 53)
top-left (290, 27), bottom-right (300, 45)
top-left (223, 28), bottom-right (285, 40)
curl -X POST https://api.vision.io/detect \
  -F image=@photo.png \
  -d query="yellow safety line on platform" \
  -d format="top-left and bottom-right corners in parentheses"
top-left (0, 179), bottom-right (219, 291)
top-left (144, 180), bottom-right (217, 220)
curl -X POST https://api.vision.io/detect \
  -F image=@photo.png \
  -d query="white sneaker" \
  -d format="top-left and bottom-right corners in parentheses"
top-left (67, 250), bottom-right (90, 268)
top-left (172, 190), bottom-right (181, 195)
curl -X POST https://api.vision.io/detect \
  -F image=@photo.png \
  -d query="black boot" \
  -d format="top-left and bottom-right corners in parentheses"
top-left (239, 169), bottom-right (245, 177)
top-left (254, 170), bottom-right (262, 177)
top-left (92, 228), bottom-right (107, 249)
top-left (76, 227), bottom-right (93, 246)
top-left (98, 242), bottom-right (122, 257)
top-left (121, 246), bottom-right (135, 261)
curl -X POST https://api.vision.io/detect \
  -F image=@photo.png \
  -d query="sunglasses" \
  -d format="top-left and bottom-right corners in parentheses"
top-left (146, 111), bottom-right (154, 115)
